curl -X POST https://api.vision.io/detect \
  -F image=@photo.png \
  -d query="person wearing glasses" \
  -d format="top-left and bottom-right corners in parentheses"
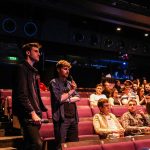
top-left (121, 99), bottom-right (150, 136)
top-left (93, 98), bottom-right (124, 139)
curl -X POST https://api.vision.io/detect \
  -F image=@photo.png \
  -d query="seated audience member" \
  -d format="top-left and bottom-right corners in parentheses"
top-left (108, 88), bottom-right (121, 106)
top-left (144, 83), bottom-right (150, 95)
top-left (121, 99), bottom-right (150, 136)
top-left (132, 80), bottom-right (139, 95)
top-left (145, 102), bottom-right (150, 125)
top-left (121, 81), bottom-right (139, 105)
top-left (102, 81), bottom-right (111, 98)
top-left (93, 98), bottom-right (124, 139)
top-left (89, 84), bottom-right (106, 107)
top-left (114, 80), bottom-right (122, 93)
top-left (137, 87), bottom-right (147, 105)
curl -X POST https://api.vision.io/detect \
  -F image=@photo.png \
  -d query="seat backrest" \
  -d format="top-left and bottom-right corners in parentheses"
top-left (102, 141), bottom-right (135, 150)
top-left (40, 91), bottom-right (50, 97)
top-left (39, 123), bottom-right (54, 139)
top-left (62, 145), bottom-right (102, 150)
top-left (77, 106), bottom-right (92, 118)
top-left (111, 106), bottom-right (128, 117)
top-left (134, 139), bottom-right (150, 150)
top-left (78, 120), bottom-right (95, 136)
top-left (76, 98), bottom-right (90, 106)
top-left (41, 96), bottom-right (52, 120)
top-left (91, 107), bottom-right (99, 116)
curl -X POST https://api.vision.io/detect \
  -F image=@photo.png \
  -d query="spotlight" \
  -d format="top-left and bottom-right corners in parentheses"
top-left (144, 33), bottom-right (149, 37)
top-left (116, 27), bottom-right (121, 31)
top-left (24, 22), bottom-right (37, 37)
top-left (2, 17), bottom-right (16, 33)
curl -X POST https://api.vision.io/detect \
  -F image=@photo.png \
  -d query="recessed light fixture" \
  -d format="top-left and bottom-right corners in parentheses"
top-left (144, 33), bottom-right (149, 37)
top-left (116, 27), bottom-right (121, 31)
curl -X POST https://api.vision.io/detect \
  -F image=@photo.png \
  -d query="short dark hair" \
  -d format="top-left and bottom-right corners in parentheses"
top-left (22, 42), bottom-right (41, 58)
top-left (97, 98), bottom-right (108, 108)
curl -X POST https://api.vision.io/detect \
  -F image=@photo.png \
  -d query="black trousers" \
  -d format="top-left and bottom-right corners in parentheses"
top-left (54, 118), bottom-right (79, 150)
top-left (21, 122), bottom-right (43, 150)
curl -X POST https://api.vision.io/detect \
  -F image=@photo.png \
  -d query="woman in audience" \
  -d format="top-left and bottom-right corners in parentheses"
top-left (114, 80), bottom-right (122, 93)
top-left (137, 87), bottom-right (147, 105)
top-left (89, 84), bottom-right (106, 107)
top-left (108, 88), bottom-right (122, 106)
top-left (93, 98), bottom-right (124, 139)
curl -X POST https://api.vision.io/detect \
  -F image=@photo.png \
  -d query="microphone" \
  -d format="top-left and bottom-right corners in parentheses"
top-left (68, 75), bottom-right (73, 81)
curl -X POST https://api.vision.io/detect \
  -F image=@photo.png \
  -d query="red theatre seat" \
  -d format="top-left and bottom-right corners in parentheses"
top-left (111, 106), bottom-right (128, 117)
top-left (77, 106), bottom-right (93, 118)
top-left (76, 98), bottom-right (90, 106)
top-left (78, 120), bottom-right (95, 136)
top-left (91, 107), bottom-right (100, 116)
top-left (62, 145), bottom-right (102, 150)
top-left (40, 123), bottom-right (54, 140)
top-left (134, 139), bottom-right (150, 150)
top-left (102, 141), bottom-right (135, 150)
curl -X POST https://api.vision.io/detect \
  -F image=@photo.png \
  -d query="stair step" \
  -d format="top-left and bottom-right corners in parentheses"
top-left (0, 136), bottom-right (23, 148)
top-left (0, 147), bottom-right (16, 150)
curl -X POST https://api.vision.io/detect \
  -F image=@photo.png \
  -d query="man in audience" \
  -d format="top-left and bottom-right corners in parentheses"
top-left (121, 99), bottom-right (150, 135)
top-left (12, 42), bottom-right (47, 150)
top-left (89, 84), bottom-right (106, 107)
top-left (102, 81), bottom-right (111, 98)
top-left (49, 60), bottom-right (80, 150)
top-left (93, 98), bottom-right (124, 139)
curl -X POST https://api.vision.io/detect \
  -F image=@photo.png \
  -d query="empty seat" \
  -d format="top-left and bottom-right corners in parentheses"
top-left (62, 144), bottom-right (102, 150)
top-left (91, 107), bottom-right (99, 116)
top-left (40, 123), bottom-right (54, 140)
top-left (78, 120), bottom-right (95, 137)
top-left (40, 91), bottom-right (50, 97)
top-left (111, 106), bottom-right (128, 117)
top-left (76, 98), bottom-right (90, 106)
top-left (41, 96), bottom-right (52, 120)
top-left (77, 106), bottom-right (92, 118)
top-left (62, 139), bottom-right (101, 150)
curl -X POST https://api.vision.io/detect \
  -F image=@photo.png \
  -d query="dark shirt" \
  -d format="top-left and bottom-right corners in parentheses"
top-left (49, 78), bottom-right (79, 122)
top-left (12, 61), bottom-right (47, 120)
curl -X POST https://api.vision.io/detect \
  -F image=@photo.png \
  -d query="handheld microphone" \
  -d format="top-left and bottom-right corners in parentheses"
top-left (68, 75), bottom-right (73, 81)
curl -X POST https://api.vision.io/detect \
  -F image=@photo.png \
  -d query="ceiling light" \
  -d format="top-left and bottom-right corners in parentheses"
top-left (116, 27), bottom-right (121, 31)
top-left (144, 33), bottom-right (149, 37)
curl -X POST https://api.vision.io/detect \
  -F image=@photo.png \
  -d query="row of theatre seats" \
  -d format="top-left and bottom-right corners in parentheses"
top-left (0, 89), bottom-right (148, 150)
top-left (62, 136), bottom-right (150, 150)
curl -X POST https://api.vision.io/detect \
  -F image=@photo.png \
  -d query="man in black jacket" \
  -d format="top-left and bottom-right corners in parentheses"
top-left (12, 42), bottom-right (47, 150)
top-left (49, 60), bottom-right (80, 150)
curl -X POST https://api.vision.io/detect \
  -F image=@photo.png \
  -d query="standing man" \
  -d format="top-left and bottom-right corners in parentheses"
top-left (49, 60), bottom-right (80, 150)
top-left (12, 42), bottom-right (47, 150)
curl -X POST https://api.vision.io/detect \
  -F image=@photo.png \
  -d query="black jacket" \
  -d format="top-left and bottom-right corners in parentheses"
top-left (12, 61), bottom-right (47, 120)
